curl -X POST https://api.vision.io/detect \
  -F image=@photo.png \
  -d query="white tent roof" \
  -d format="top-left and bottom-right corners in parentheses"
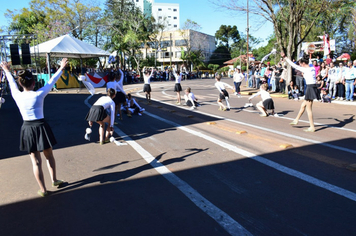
top-left (31, 35), bottom-right (110, 58)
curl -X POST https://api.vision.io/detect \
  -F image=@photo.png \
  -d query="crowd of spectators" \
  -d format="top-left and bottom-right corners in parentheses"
top-left (245, 56), bottom-right (356, 102)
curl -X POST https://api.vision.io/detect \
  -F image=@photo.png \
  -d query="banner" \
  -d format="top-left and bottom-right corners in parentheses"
top-left (301, 40), bottom-right (335, 53)
top-left (85, 73), bottom-right (109, 88)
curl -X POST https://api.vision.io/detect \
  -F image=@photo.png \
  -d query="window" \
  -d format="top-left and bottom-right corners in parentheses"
top-left (168, 8), bottom-right (171, 10)
top-left (168, 24), bottom-right (171, 26)
top-left (158, 8), bottom-right (162, 11)
top-left (175, 39), bottom-right (188, 47)
top-left (136, 0), bottom-right (139, 2)
top-left (173, 9), bottom-right (177, 12)
top-left (168, 16), bottom-right (171, 18)
top-left (174, 17), bottom-right (177, 20)
top-left (174, 25), bottom-right (177, 28)
top-left (158, 16), bottom-right (162, 19)
top-left (162, 52), bottom-right (173, 58)
top-left (160, 40), bottom-right (172, 48)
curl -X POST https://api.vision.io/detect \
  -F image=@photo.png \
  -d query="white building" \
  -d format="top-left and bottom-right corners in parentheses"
top-left (139, 29), bottom-right (216, 68)
top-left (131, 0), bottom-right (153, 18)
top-left (152, 3), bottom-right (180, 31)
top-left (132, 0), bottom-right (180, 31)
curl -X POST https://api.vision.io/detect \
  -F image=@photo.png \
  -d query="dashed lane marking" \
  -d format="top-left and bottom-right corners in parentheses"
top-left (143, 110), bottom-right (356, 202)
top-left (84, 95), bottom-right (252, 236)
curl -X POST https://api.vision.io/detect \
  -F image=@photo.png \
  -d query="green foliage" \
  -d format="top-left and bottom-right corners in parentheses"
top-left (104, 0), bottom-right (162, 71)
top-left (6, 0), bottom-right (102, 43)
top-left (208, 64), bottom-right (220, 72)
top-left (215, 25), bottom-right (240, 50)
top-left (208, 46), bottom-right (231, 66)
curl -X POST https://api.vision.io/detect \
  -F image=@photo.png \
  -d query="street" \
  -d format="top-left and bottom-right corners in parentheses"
top-left (1, 78), bottom-right (356, 236)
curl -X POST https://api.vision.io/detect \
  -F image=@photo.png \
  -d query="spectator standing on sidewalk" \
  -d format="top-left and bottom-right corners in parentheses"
top-left (233, 68), bottom-right (244, 97)
top-left (295, 62), bottom-right (304, 96)
top-left (327, 62), bottom-right (338, 99)
top-left (344, 61), bottom-right (356, 101)
top-left (336, 62), bottom-right (346, 100)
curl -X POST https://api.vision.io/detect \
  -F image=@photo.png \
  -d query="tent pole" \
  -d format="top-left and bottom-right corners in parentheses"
top-left (97, 57), bottom-right (103, 70)
top-left (46, 53), bottom-right (51, 81)
top-left (80, 58), bottom-right (83, 75)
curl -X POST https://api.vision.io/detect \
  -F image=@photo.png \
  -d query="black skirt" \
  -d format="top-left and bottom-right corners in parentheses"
top-left (143, 84), bottom-right (151, 93)
top-left (20, 119), bottom-right (57, 153)
top-left (219, 89), bottom-right (229, 100)
top-left (85, 105), bottom-right (107, 122)
top-left (174, 83), bottom-right (182, 92)
top-left (304, 84), bottom-right (318, 101)
top-left (114, 91), bottom-right (126, 104)
top-left (263, 98), bottom-right (275, 110)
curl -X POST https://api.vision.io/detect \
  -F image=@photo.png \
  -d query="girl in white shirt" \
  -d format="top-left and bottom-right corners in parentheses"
top-left (249, 83), bottom-right (275, 116)
top-left (107, 69), bottom-right (126, 120)
top-left (1, 59), bottom-right (67, 197)
top-left (215, 74), bottom-right (234, 111)
top-left (86, 88), bottom-right (116, 145)
top-left (173, 65), bottom-right (183, 105)
top-left (282, 52), bottom-right (317, 132)
top-left (142, 67), bottom-right (154, 104)
top-left (184, 87), bottom-right (200, 109)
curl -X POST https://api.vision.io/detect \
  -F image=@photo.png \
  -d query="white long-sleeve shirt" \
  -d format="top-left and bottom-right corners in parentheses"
top-left (215, 81), bottom-right (233, 92)
top-left (173, 70), bottom-right (182, 83)
top-left (93, 96), bottom-right (115, 127)
top-left (6, 70), bottom-right (63, 121)
top-left (106, 70), bottom-right (125, 94)
top-left (249, 89), bottom-right (272, 101)
top-left (285, 58), bottom-right (316, 85)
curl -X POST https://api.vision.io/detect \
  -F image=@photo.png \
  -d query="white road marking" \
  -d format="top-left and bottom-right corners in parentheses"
top-left (143, 110), bottom-right (356, 202)
top-left (84, 95), bottom-right (252, 236)
top-left (141, 90), bottom-right (356, 154)
top-left (161, 88), bottom-right (356, 133)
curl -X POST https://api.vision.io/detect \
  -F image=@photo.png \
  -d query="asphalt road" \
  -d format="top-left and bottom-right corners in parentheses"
top-left (1, 78), bottom-right (356, 236)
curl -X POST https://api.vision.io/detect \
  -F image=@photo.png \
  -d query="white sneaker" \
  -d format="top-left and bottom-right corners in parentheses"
top-left (340, 97), bottom-right (344, 100)
top-left (84, 133), bottom-right (91, 141)
top-left (234, 92), bottom-right (238, 95)
top-left (273, 114), bottom-right (279, 117)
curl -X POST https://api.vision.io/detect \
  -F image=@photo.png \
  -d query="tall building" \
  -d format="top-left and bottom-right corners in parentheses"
top-left (133, 0), bottom-right (180, 31)
top-left (132, 0), bottom-right (153, 18)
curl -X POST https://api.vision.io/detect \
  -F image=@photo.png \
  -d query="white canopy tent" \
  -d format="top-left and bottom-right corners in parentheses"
top-left (31, 34), bottom-right (110, 76)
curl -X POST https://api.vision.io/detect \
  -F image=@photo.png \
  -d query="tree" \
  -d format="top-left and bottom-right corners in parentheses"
top-left (104, 0), bottom-right (160, 73)
top-left (208, 46), bottom-right (231, 66)
top-left (6, 0), bottom-right (101, 43)
top-left (215, 25), bottom-right (240, 50)
top-left (210, 0), bottom-right (355, 83)
top-left (207, 64), bottom-right (220, 73)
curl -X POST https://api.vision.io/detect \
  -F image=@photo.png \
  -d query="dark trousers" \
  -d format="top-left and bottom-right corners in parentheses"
top-left (337, 83), bottom-right (345, 98)
top-left (234, 82), bottom-right (242, 93)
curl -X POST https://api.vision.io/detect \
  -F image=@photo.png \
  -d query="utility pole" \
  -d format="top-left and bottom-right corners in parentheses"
top-left (170, 33), bottom-right (172, 67)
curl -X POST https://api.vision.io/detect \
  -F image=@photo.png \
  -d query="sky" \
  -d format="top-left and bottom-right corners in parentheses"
top-left (0, 0), bottom-right (273, 47)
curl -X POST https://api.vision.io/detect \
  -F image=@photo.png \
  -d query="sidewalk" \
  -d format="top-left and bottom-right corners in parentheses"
top-left (239, 84), bottom-right (356, 106)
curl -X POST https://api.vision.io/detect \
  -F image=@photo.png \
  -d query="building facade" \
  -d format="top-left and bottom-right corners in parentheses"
top-left (140, 29), bottom-right (216, 69)
top-left (133, 0), bottom-right (180, 31)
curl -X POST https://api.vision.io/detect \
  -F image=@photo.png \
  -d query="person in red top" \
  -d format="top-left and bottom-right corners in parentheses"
top-left (325, 54), bottom-right (332, 66)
